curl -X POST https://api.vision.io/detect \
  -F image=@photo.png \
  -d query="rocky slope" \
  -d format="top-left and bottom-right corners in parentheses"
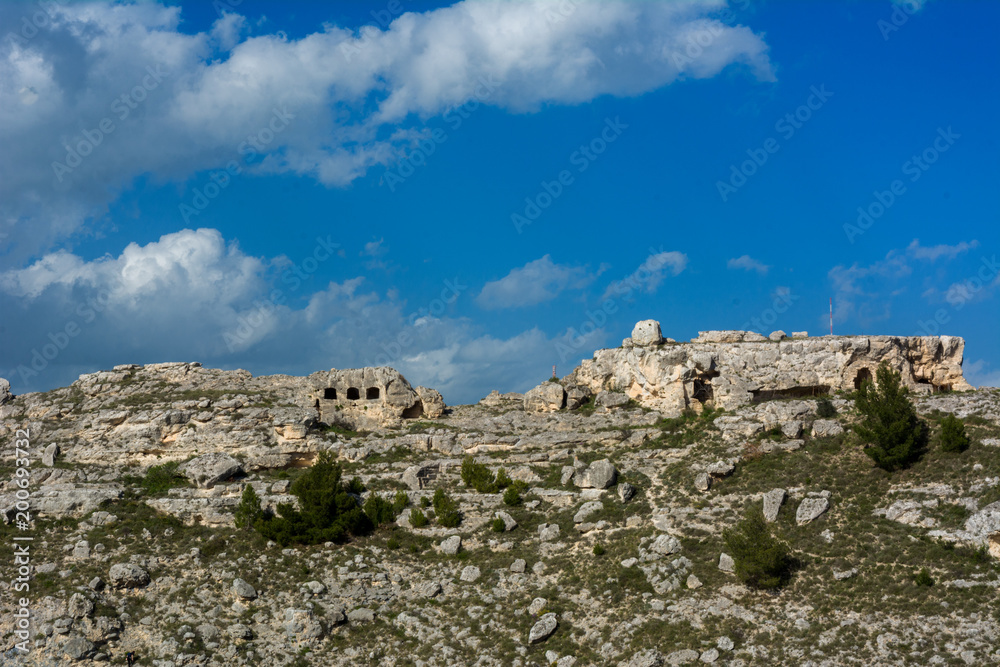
top-left (1, 348), bottom-right (999, 666)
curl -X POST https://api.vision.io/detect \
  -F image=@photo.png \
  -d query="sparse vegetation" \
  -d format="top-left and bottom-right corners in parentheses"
top-left (433, 489), bottom-right (461, 528)
top-left (723, 505), bottom-right (792, 590)
top-left (938, 414), bottom-right (971, 453)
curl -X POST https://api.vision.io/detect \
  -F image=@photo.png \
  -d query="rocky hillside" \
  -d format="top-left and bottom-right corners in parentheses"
top-left (1, 354), bottom-right (1000, 666)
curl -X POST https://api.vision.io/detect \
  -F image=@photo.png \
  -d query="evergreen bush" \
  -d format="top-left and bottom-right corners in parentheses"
top-left (854, 363), bottom-right (928, 471)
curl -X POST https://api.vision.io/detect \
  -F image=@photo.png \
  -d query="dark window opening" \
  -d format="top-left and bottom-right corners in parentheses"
top-left (366, 387), bottom-right (380, 400)
top-left (346, 387), bottom-right (360, 400)
top-left (752, 385), bottom-right (831, 403)
top-left (853, 368), bottom-right (873, 390)
top-left (323, 388), bottom-right (337, 400)
top-left (692, 378), bottom-right (714, 404)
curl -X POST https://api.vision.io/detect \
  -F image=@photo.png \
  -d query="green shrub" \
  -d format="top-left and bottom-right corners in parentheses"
top-left (409, 508), bottom-right (429, 528)
top-left (387, 536), bottom-right (401, 550)
top-left (938, 414), bottom-right (970, 453)
top-left (256, 452), bottom-right (371, 546)
top-left (233, 484), bottom-right (263, 530)
top-left (723, 505), bottom-right (792, 590)
top-left (503, 481), bottom-right (529, 506)
top-left (363, 494), bottom-right (396, 528)
top-left (854, 362), bottom-right (928, 471)
top-left (140, 461), bottom-right (187, 496)
top-left (461, 456), bottom-right (511, 493)
top-left (433, 489), bottom-right (461, 528)
top-left (420, 496), bottom-right (431, 509)
top-left (491, 517), bottom-right (506, 533)
top-left (816, 397), bottom-right (837, 418)
top-left (392, 490), bottom-right (410, 514)
top-left (914, 568), bottom-right (934, 586)
top-left (593, 544), bottom-right (606, 556)
top-left (346, 476), bottom-right (366, 495)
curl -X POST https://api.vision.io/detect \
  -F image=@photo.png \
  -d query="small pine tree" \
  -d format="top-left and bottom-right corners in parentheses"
top-left (938, 414), bottom-right (970, 453)
top-left (233, 484), bottom-right (263, 530)
top-left (854, 362), bottom-right (928, 471)
top-left (433, 489), bottom-right (461, 528)
top-left (363, 494), bottom-right (396, 528)
top-left (409, 508), bottom-right (429, 528)
top-left (723, 505), bottom-right (792, 590)
top-left (256, 451), bottom-right (371, 545)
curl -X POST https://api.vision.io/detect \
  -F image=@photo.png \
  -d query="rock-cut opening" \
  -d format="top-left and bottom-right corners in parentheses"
top-left (366, 387), bottom-right (380, 400)
top-left (346, 387), bottom-right (360, 400)
top-left (323, 388), bottom-right (337, 400)
top-left (853, 368), bottom-right (873, 390)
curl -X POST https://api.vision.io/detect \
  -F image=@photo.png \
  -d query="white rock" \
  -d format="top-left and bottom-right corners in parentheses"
top-left (439, 535), bottom-right (462, 555)
top-left (718, 553), bottom-right (735, 573)
top-left (650, 534), bottom-right (681, 555)
top-left (762, 488), bottom-right (787, 523)
top-left (796, 497), bottom-right (830, 525)
top-left (632, 320), bottom-right (664, 346)
top-left (529, 613), bottom-right (558, 643)
top-left (459, 565), bottom-right (481, 582)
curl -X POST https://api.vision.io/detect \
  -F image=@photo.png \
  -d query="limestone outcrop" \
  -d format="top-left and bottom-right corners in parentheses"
top-left (569, 321), bottom-right (972, 415)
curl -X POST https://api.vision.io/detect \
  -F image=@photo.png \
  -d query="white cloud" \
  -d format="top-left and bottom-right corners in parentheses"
top-left (0, 228), bottom-right (611, 404)
top-left (827, 248), bottom-right (911, 325)
top-left (602, 249), bottom-right (687, 300)
top-left (0, 0), bottom-right (773, 263)
top-left (907, 238), bottom-right (979, 262)
top-left (476, 255), bottom-right (596, 310)
top-left (727, 254), bottom-right (769, 275)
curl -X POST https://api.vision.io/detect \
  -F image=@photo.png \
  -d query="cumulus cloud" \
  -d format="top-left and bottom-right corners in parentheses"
top-left (602, 249), bottom-right (688, 300)
top-left (476, 255), bottom-right (596, 310)
top-left (0, 228), bottom-right (611, 403)
top-left (907, 239), bottom-right (979, 262)
top-left (0, 0), bottom-right (773, 263)
top-left (727, 254), bottom-right (769, 275)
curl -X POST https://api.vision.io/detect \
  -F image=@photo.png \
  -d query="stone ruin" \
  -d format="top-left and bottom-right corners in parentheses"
top-left (567, 319), bottom-right (973, 416)
top-left (310, 367), bottom-right (444, 430)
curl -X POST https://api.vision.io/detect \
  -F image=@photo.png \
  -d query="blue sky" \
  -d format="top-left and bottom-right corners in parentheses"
top-left (1, 0), bottom-right (998, 404)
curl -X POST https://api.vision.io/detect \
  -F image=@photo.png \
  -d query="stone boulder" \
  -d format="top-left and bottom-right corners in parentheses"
top-left (574, 459), bottom-right (618, 489)
top-left (524, 382), bottom-right (566, 413)
top-left (812, 419), bottom-right (844, 438)
top-left (595, 391), bottom-right (630, 408)
top-left (529, 613), bottom-right (558, 643)
top-left (763, 488), bottom-right (786, 523)
top-left (989, 533), bottom-right (1000, 560)
top-left (0, 377), bottom-right (11, 405)
top-left (415, 386), bottom-right (446, 418)
top-left (632, 320), bottom-right (664, 346)
top-left (109, 563), bottom-right (150, 589)
top-left (565, 384), bottom-right (592, 410)
top-left (965, 501), bottom-right (1000, 542)
top-left (796, 497), bottom-right (830, 525)
top-left (42, 443), bottom-right (60, 467)
top-left (233, 578), bottom-right (257, 600)
top-left (179, 452), bottom-right (243, 488)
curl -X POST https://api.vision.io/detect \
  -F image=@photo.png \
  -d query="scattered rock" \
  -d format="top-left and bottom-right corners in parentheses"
top-left (575, 459), bottom-right (618, 489)
top-left (781, 421), bottom-right (803, 439)
top-left (420, 581), bottom-right (442, 598)
top-left (510, 559), bottom-right (526, 573)
top-left (618, 482), bottom-right (636, 503)
top-left (538, 523), bottom-right (560, 542)
top-left (495, 510), bottom-right (518, 531)
top-left (401, 463), bottom-right (439, 491)
top-left (718, 553), bottom-right (735, 573)
top-left (178, 452), bottom-right (243, 488)
top-left (108, 563), bottom-right (150, 589)
top-left (763, 488), bottom-right (786, 522)
top-left (796, 497), bottom-right (830, 525)
top-left (694, 473), bottom-right (711, 493)
top-left (528, 612), bottom-right (558, 643)
top-left (833, 568), bottom-right (858, 580)
top-left (650, 534), bottom-right (681, 555)
top-left (347, 607), bottom-right (376, 623)
top-left (439, 535), bottom-right (462, 555)
top-left (812, 419), bottom-right (844, 438)
top-left (233, 578), bottom-right (257, 600)
top-left (42, 443), bottom-right (60, 467)
top-left (595, 391), bottom-right (630, 408)
top-left (460, 565), bottom-right (481, 582)
top-left (686, 574), bottom-right (702, 589)
top-left (574, 500), bottom-right (603, 523)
